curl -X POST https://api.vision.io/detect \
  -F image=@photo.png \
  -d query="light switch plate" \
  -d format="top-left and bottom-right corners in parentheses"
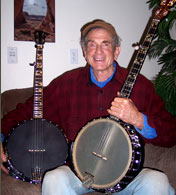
top-left (7, 47), bottom-right (18, 64)
top-left (70, 49), bottom-right (78, 64)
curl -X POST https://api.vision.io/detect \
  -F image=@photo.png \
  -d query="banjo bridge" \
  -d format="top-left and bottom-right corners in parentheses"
top-left (28, 149), bottom-right (46, 152)
top-left (92, 151), bottom-right (107, 161)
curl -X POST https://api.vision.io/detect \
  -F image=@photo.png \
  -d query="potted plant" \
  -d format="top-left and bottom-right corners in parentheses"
top-left (147, 0), bottom-right (176, 116)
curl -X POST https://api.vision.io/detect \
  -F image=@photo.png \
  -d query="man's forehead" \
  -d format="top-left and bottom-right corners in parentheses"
top-left (87, 39), bottom-right (112, 43)
top-left (86, 29), bottom-right (113, 41)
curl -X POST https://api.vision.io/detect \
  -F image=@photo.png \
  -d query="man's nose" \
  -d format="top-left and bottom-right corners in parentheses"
top-left (95, 45), bottom-right (103, 53)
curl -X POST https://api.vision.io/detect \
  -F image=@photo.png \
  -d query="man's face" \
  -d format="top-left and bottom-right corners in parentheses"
top-left (83, 28), bottom-right (120, 72)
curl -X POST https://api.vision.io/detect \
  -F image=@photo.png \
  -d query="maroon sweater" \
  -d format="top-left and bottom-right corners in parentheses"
top-left (2, 62), bottom-right (176, 147)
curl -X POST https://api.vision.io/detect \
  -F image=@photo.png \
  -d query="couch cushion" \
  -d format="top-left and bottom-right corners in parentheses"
top-left (144, 144), bottom-right (176, 190)
top-left (1, 172), bottom-right (42, 195)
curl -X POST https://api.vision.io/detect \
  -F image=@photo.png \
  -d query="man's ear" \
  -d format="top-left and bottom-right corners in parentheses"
top-left (114, 46), bottom-right (120, 60)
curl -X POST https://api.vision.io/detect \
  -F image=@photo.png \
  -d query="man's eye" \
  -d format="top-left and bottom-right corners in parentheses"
top-left (102, 42), bottom-right (110, 47)
top-left (88, 42), bottom-right (96, 48)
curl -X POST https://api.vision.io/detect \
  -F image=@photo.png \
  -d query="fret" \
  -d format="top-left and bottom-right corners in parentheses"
top-left (34, 86), bottom-right (41, 91)
top-left (36, 57), bottom-right (42, 61)
top-left (35, 71), bottom-right (42, 76)
top-left (35, 63), bottom-right (42, 68)
top-left (139, 47), bottom-right (148, 54)
top-left (34, 92), bottom-right (42, 98)
top-left (36, 51), bottom-right (43, 55)
top-left (34, 79), bottom-right (42, 83)
top-left (143, 41), bottom-right (151, 48)
top-left (137, 52), bottom-right (145, 60)
top-left (133, 63), bottom-right (141, 69)
top-left (34, 92), bottom-right (42, 95)
top-left (34, 97), bottom-right (42, 101)
top-left (34, 105), bottom-right (42, 109)
top-left (34, 106), bottom-right (43, 109)
top-left (34, 88), bottom-right (42, 93)
top-left (35, 75), bottom-right (42, 78)
top-left (34, 92), bottom-right (43, 96)
top-left (34, 107), bottom-right (42, 111)
top-left (34, 95), bottom-right (42, 98)
top-left (128, 72), bottom-right (137, 79)
top-left (34, 75), bottom-right (42, 78)
top-left (122, 89), bottom-right (130, 94)
top-left (34, 81), bottom-right (42, 85)
top-left (131, 67), bottom-right (141, 72)
top-left (33, 111), bottom-right (42, 118)
top-left (34, 105), bottom-right (43, 108)
top-left (36, 55), bottom-right (42, 59)
top-left (34, 102), bottom-right (42, 106)
top-left (126, 76), bottom-right (134, 81)
top-left (125, 81), bottom-right (134, 87)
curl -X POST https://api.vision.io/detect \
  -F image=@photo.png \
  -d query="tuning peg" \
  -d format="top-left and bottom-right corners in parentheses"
top-left (29, 62), bottom-right (36, 66)
top-left (132, 42), bottom-right (141, 50)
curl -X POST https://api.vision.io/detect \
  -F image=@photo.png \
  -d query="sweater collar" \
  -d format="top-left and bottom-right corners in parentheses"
top-left (87, 61), bottom-right (127, 87)
top-left (90, 62), bottom-right (116, 88)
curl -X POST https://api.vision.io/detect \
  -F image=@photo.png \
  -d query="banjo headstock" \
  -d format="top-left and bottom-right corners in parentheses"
top-left (154, 0), bottom-right (176, 20)
top-left (34, 30), bottom-right (46, 45)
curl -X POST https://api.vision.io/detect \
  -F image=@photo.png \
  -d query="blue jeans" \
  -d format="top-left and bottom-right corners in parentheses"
top-left (42, 165), bottom-right (175, 195)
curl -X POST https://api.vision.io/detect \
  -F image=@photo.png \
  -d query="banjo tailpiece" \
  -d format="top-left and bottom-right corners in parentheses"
top-left (82, 172), bottom-right (94, 189)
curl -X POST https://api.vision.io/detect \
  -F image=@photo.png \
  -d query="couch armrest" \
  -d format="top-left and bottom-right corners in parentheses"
top-left (1, 88), bottom-right (33, 118)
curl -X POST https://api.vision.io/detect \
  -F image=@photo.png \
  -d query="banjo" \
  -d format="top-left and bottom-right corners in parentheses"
top-left (72, 0), bottom-right (175, 194)
top-left (3, 31), bottom-right (68, 184)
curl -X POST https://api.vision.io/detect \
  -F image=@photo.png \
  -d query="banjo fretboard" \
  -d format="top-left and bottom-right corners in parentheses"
top-left (120, 0), bottom-right (176, 98)
top-left (33, 31), bottom-right (45, 119)
top-left (120, 19), bottom-right (159, 98)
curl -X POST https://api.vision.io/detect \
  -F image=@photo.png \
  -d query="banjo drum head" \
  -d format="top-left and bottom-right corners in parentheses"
top-left (72, 118), bottom-right (132, 189)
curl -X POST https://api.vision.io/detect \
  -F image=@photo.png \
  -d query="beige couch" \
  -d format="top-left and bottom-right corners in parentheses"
top-left (1, 87), bottom-right (176, 194)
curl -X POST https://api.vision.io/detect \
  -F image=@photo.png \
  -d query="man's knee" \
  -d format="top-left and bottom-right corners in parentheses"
top-left (141, 169), bottom-right (169, 186)
top-left (43, 166), bottom-right (70, 186)
top-left (138, 169), bottom-right (174, 194)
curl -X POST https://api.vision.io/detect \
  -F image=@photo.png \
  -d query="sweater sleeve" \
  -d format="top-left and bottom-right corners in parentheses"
top-left (1, 97), bottom-right (34, 137)
top-left (135, 114), bottom-right (157, 139)
top-left (138, 78), bottom-right (176, 147)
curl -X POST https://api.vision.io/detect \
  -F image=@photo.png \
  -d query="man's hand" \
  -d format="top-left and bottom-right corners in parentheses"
top-left (107, 92), bottom-right (144, 130)
top-left (1, 143), bottom-right (9, 174)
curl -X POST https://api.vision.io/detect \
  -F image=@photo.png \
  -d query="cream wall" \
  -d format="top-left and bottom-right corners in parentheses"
top-left (1, 0), bottom-right (161, 93)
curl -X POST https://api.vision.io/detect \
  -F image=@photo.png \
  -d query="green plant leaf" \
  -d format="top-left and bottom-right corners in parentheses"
top-left (158, 51), bottom-right (176, 70)
top-left (154, 70), bottom-right (176, 116)
top-left (146, 0), bottom-right (176, 116)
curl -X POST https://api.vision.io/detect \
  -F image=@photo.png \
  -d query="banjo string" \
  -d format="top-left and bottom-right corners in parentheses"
top-left (89, 121), bottom-right (113, 175)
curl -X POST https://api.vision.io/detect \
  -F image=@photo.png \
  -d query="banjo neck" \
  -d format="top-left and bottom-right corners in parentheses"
top-left (119, 19), bottom-right (159, 98)
top-left (33, 31), bottom-right (46, 119)
top-left (119, 0), bottom-right (175, 99)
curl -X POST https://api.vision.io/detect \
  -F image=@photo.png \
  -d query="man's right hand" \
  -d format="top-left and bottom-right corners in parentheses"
top-left (1, 143), bottom-right (9, 174)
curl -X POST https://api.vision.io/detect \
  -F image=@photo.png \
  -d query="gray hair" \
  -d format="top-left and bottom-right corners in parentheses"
top-left (80, 27), bottom-right (121, 50)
